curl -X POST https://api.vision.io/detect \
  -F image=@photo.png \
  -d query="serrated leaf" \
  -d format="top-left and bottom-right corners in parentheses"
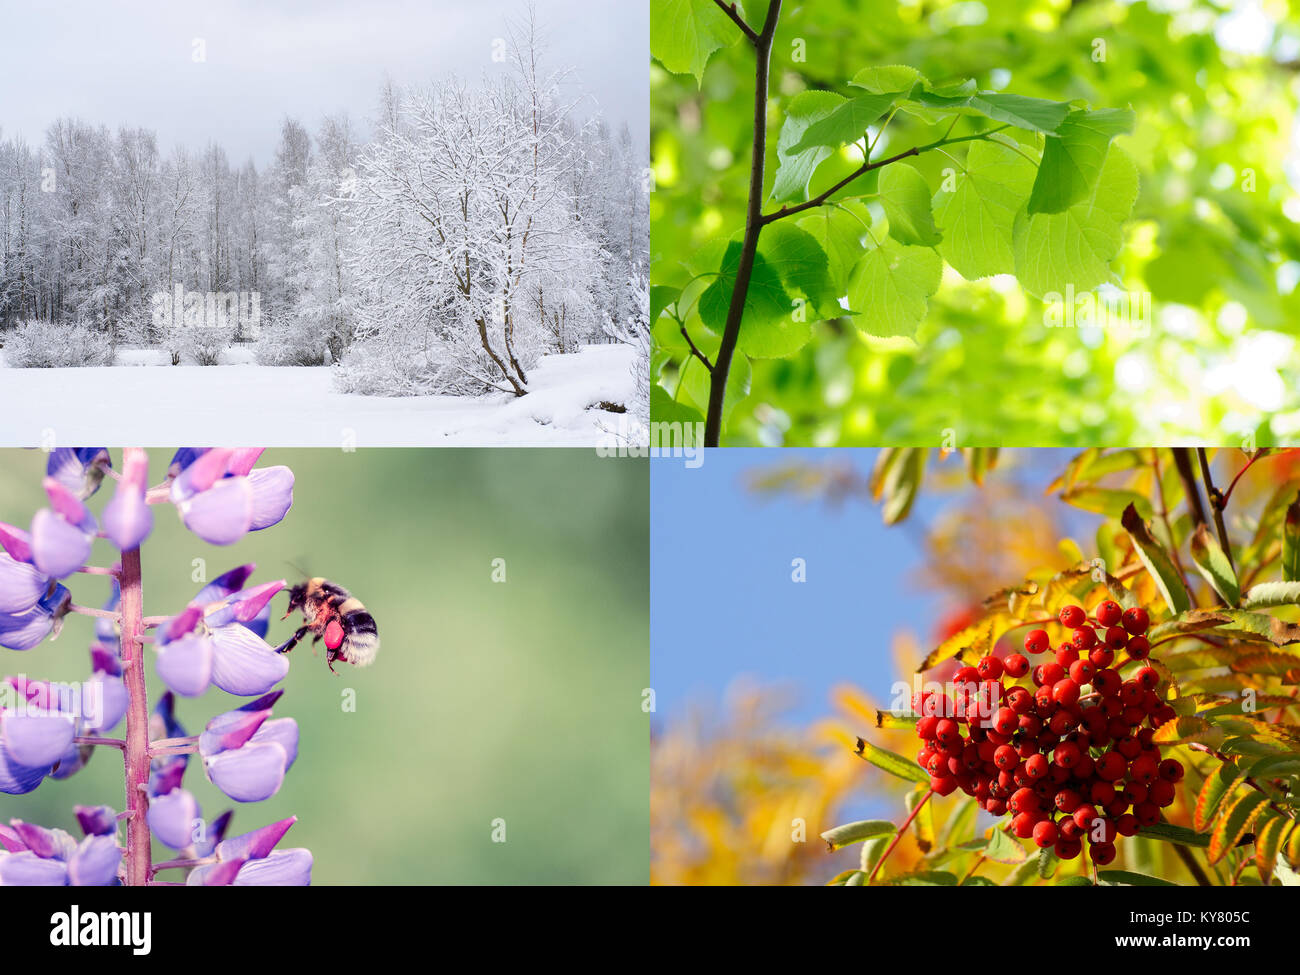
top-left (854, 736), bottom-right (930, 784)
top-left (984, 828), bottom-right (1029, 864)
top-left (847, 238), bottom-right (942, 338)
top-left (650, 285), bottom-right (680, 324)
top-left (933, 140), bottom-right (1036, 280)
top-left (1190, 523), bottom-right (1240, 607)
top-left (1140, 821), bottom-right (1211, 848)
top-left (1097, 870), bottom-right (1179, 886)
top-left (1254, 813), bottom-right (1288, 882)
top-left (1061, 486), bottom-right (1153, 520)
top-left (1012, 146), bottom-right (1138, 298)
top-left (696, 240), bottom-right (810, 359)
top-left (1028, 108), bottom-right (1135, 214)
top-left (820, 819), bottom-right (897, 851)
top-left (771, 91), bottom-right (848, 204)
top-left (1153, 715), bottom-right (1224, 748)
top-left (850, 65), bottom-right (925, 93)
top-left (1284, 493), bottom-right (1300, 582)
top-left (1122, 502), bottom-right (1191, 615)
top-left (649, 0), bottom-right (739, 85)
top-left (878, 164), bottom-right (941, 246)
top-left (1241, 582), bottom-right (1300, 609)
top-left (797, 201), bottom-right (869, 297)
top-left (1208, 790), bottom-right (1269, 864)
top-left (876, 710), bottom-right (920, 730)
top-left (1037, 847), bottom-right (1059, 879)
top-left (968, 92), bottom-right (1072, 133)
top-left (1196, 764), bottom-right (1245, 832)
top-left (789, 92), bottom-right (898, 154)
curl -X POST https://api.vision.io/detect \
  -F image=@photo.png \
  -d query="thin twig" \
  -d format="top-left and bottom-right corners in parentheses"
top-left (711, 0), bottom-right (758, 42)
top-left (1197, 448), bottom-right (1235, 573)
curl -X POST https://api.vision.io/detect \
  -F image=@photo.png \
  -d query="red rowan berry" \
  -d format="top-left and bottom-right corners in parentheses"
top-left (1033, 819), bottom-right (1059, 848)
top-left (1059, 605), bottom-right (1087, 629)
top-left (1024, 629), bottom-right (1050, 655)
top-left (1121, 607), bottom-right (1149, 635)
top-left (1096, 601), bottom-right (1122, 627)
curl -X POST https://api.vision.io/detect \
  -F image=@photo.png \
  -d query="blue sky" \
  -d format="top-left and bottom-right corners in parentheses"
top-left (651, 448), bottom-right (1082, 729)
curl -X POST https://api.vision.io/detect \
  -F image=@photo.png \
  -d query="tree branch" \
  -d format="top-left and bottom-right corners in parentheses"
top-left (1196, 447), bottom-right (1235, 573)
top-left (704, 0), bottom-right (782, 447)
top-left (712, 0), bottom-right (758, 43)
top-left (762, 125), bottom-right (1010, 225)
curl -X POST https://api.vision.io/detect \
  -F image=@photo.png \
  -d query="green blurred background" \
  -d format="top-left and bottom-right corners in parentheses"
top-left (651, 0), bottom-right (1300, 446)
top-left (0, 448), bottom-right (649, 885)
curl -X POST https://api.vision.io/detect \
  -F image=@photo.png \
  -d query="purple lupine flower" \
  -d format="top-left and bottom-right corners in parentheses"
top-left (0, 816), bottom-right (122, 886)
top-left (45, 448), bottom-right (112, 501)
top-left (0, 550), bottom-right (48, 616)
top-left (28, 478), bottom-right (99, 578)
top-left (0, 583), bottom-right (71, 651)
top-left (167, 448), bottom-right (294, 546)
top-left (186, 816), bottom-right (311, 886)
top-left (102, 447), bottom-right (152, 552)
top-left (155, 576), bottom-right (288, 698)
top-left (199, 691), bottom-right (298, 802)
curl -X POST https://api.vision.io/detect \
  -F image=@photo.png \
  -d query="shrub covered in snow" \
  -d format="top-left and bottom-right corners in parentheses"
top-left (2, 319), bottom-right (114, 368)
top-left (255, 313), bottom-right (327, 367)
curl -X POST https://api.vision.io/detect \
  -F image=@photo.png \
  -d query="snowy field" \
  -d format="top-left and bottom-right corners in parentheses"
top-left (0, 344), bottom-right (640, 447)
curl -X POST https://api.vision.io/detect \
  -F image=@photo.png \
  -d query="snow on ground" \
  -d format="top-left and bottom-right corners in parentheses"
top-left (0, 344), bottom-right (640, 447)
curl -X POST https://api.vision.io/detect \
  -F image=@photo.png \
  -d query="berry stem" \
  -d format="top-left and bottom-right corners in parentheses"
top-left (119, 544), bottom-right (152, 887)
top-left (867, 787), bottom-right (933, 884)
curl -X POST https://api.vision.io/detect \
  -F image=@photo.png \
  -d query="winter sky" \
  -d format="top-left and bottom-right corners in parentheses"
top-left (0, 0), bottom-right (647, 165)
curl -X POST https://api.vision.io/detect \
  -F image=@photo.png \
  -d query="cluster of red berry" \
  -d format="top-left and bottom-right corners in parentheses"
top-left (913, 601), bottom-right (1185, 865)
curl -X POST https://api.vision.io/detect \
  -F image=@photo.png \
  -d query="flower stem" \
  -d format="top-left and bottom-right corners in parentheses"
top-left (119, 545), bottom-right (152, 887)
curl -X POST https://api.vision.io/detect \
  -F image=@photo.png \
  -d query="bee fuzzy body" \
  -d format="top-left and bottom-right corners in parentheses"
top-left (278, 578), bottom-right (380, 672)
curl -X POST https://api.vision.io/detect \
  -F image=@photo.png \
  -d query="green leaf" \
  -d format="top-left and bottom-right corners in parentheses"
top-left (1284, 492), bottom-right (1300, 582)
top-left (758, 223), bottom-right (840, 320)
top-left (933, 140), bottom-right (1036, 280)
top-left (651, 384), bottom-right (705, 425)
top-left (878, 447), bottom-right (925, 525)
top-left (878, 164), bottom-right (941, 246)
top-left (650, 284), bottom-right (681, 324)
top-left (1139, 821), bottom-right (1211, 849)
top-left (1061, 486), bottom-right (1153, 520)
top-left (1012, 145), bottom-right (1138, 297)
top-left (850, 65), bottom-right (925, 94)
top-left (967, 92), bottom-right (1071, 133)
top-left (846, 238), bottom-right (942, 338)
top-left (820, 819), bottom-right (897, 851)
top-left (797, 201), bottom-right (869, 296)
top-left (1190, 523), bottom-right (1241, 607)
top-left (1241, 582), bottom-right (1300, 609)
top-left (649, 0), bottom-right (739, 85)
top-left (984, 828), bottom-right (1029, 865)
top-left (788, 92), bottom-right (898, 154)
top-left (1121, 502), bottom-right (1191, 615)
top-left (770, 91), bottom-right (848, 204)
top-left (696, 241), bottom-right (810, 358)
top-left (1098, 870), bottom-right (1179, 886)
top-left (1209, 791), bottom-right (1269, 864)
top-left (854, 736), bottom-right (929, 784)
top-left (1028, 108), bottom-right (1135, 214)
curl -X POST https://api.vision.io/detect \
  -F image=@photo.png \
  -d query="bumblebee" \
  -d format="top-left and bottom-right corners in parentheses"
top-left (276, 578), bottom-right (379, 672)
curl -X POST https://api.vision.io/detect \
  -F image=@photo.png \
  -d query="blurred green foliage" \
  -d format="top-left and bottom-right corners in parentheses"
top-left (651, 0), bottom-right (1300, 446)
top-left (1, 448), bottom-right (648, 885)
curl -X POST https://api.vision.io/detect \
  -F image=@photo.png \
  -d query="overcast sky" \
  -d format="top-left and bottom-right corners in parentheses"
top-left (0, 0), bottom-right (646, 165)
